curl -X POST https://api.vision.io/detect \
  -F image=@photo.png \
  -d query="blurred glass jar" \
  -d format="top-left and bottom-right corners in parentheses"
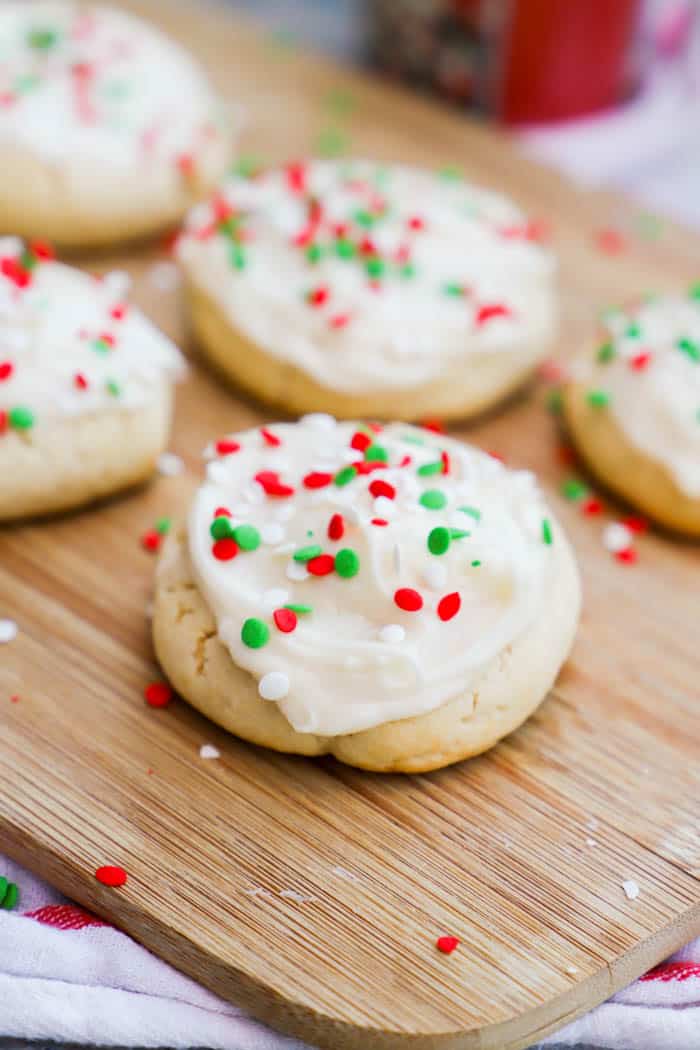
top-left (372, 0), bottom-right (644, 125)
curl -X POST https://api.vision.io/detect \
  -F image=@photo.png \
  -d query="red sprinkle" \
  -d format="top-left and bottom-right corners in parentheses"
top-left (1, 257), bottom-right (31, 288)
top-left (394, 588), bottom-right (423, 612)
top-left (110, 303), bottom-right (128, 321)
top-left (475, 303), bottom-right (512, 326)
top-left (538, 359), bottom-right (567, 383)
top-left (369, 479), bottom-right (396, 500)
top-left (558, 444), bottom-right (576, 465)
top-left (398, 454), bottom-right (412, 468)
top-left (74, 372), bottom-right (88, 390)
top-left (407, 215), bottom-right (425, 231)
top-left (350, 431), bottom-right (372, 452)
top-left (303, 471), bottom-right (333, 489)
top-left (622, 516), bottom-right (648, 534)
top-left (436, 935), bottom-right (460, 955)
top-left (99, 331), bottom-right (115, 347)
top-left (437, 592), bottom-right (461, 622)
top-left (260, 427), bottom-right (281, 447)
top-left (308, 285), bottom-right (330, 307)
top-left (144, 681), bottom-right (173, 707)
top-left (95, 865), bottom-right (128, 888)
top-left (273, 608), bottom-right (298, 633)
top-left (215, 439), bottom-right (241, 456)
top-left (0, 410), bottom-right (7, 434)
top-left (616, 547), bottom-right (638, 565)
top-left (582, 497), bottom-right (603, 516)
top-left (421, 419), bottom-right (445, 434)
top-left (212, 538), bottom-right (239, 561)
top-left (371, 518), bottom-right (389, 526)
top-left (631, 350), bottom-right (652, 371)
top-left (141, 530), bottom-right (162, 553)
top-left (358, 236), bottom-right (376, 256)
top-left (0, 361), bottom-right (13, 381)
top-left (286, 162), bottom-right (307, 194)
top-left (214, 506), bottom-right (231, 518)
top-left (177, 152), bottom-right (195, 177)
top-left (440, 450), bottom-right (450, 475)
top-left (355, 459), bottom-right (387, 475)
top-left (328, 513), bottom-right (345, 541)
top-left (254, 471), bottom-right (294, 498)
top-left (307, 554), bottom-right (335, 576)
top-left (30, 240), bottom-right (55, 261)
top-left (596, 228), bottom-right (626, 255)
top-left (329, 313), bottom-right (351, 329)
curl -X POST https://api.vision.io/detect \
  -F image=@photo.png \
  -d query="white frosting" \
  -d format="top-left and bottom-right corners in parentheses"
top-left (178, 160), bottom-right (556, 394)
top-left (188, 418), bottom-right (557, 736)
top-left (575, 292), bottom-right (700, 496)
top-left (0, 241), bottom-right (185, 426)
top-left (0, 2), bottom-right (225, 172)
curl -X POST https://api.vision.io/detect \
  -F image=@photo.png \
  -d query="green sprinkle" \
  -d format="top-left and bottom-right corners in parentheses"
top-left (560, 478), bottom-right (588, 501)
top-left (678, 337), bottom-right (700, 363)
top-left (365, 444), bottom-right (388, 462)
top-left (547, 388), bottom-right (563, 414)
top-left (335, 238), bottom-right (355, 260)
top-left (417, 460), bottom-right (443, 477)
top-left (450, 529), bottom-right (470, 540)
top-left (0, 881), bottom-right (18, 910)
top-left (365, 257), bottom-right (385, 279)
top-left (294, 544), bottom-right (322, 563)
top-left (8, 405), bottom-right (34, 430)
top-left (14, 74), bottom-right (40, 95)
top-left (420, 489), bottom-right (447, 510)
top-left (689, 282), bottom-right (700, 301)
top-left (459, 505), bottom-right (481, 521)
top-left (401, 433), bottom-right (425, 446)
top-left (106, 379), bottom-right (121, 398)
top-left (210, 515), bottom-right (234, 540)
top-left (471, 559), bottom-right (481, 567)
top-left (438, 165), bottom-right (462, 181)
top-left (305, 243), bottom-right (323, 264)
top-left (230, 243), bottom-right (247, 270)
top-left (334, 548), bottom-right (360, 578)
top-left (399, 262), bottom-right (416, 279)
top-left (316, 126), bottom-right (347, 158)
top-left (92, 337), bottom-right (111, 354)
top-left (428, 527), bottom-right (450, 555)
top-left (241, 618), bottom-right (269, 649)
top-left (233, 154), bottom-right (263, 178)
top-left (596, 341), bottom-right (616, 363)
top-left (334, 464), bottom-right (357, 487)
top-left (27, 27), bottom-right (59, 50)
top-left (0, 877), bottom-right (6, 901)
top-left (234, 524), bottom-right (261, 551)
top-left (625, 322), bottom-right (641, 338)
top-left (155, 517), bottom-right (171, 536)
top-left (284, 603), bottom-right (312, 614)
top-left (20, 249), bottom-right (37, 271)
top-left (586, 389), bottom-right (610, 408)
top-left (542, 519), bottom-right (553, 545)
top-left (353, 208), bottom-right (374, 229)
top-left (443, 282), bottom-right (465, 297)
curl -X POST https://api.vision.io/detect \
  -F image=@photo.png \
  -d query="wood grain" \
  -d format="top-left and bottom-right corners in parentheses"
top-left (1, 1), bottom-right (699, 1048)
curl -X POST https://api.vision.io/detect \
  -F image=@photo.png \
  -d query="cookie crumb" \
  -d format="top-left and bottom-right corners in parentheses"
top-left (157, 451), bottom-right (184, 477)
top-left (622, 879), bottom-right (640, 900)
top-left (199, 743), bottom-right (220, 759)
top-left (148, 261), bottom-right (180, 292)
top-left (0, 619), bottom-right (18, 644)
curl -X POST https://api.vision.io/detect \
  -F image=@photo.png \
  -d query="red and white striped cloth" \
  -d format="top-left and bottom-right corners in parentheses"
top-left (1, 853), bottom-right (698, 1050)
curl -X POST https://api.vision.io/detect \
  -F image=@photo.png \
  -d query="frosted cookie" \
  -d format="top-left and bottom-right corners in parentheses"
top-left (153, 417), bottom-right (580, 772)
top-left (0, 2), bottom-right (231, 247)
top-left (0, 238), bottom-right (185, 520)
top-left (177, 160), bottom-right (557, 421)
top-left (564, 289), bottom-right (700, 536)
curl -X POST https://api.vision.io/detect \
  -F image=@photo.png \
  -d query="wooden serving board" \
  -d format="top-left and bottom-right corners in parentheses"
top-left (1, 2), bottom-right (699, 1047)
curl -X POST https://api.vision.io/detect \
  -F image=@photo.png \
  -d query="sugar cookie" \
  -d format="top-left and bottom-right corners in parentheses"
top-left (178, 160), bottom-right (557, 421)
top-left (153, 417), bottom-right (580, 772)
top-left (0, 2), bottom-right (231, 246)
top-left (564, 290), bottom-right (700, 536)
top-left (0, 238), bottom-right (185, 519)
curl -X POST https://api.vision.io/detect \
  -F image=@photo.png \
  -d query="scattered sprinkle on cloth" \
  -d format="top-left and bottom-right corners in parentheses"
top-left (0, 853), bottom-right (698, 1050)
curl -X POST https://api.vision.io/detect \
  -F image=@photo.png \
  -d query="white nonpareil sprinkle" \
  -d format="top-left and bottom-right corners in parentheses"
top-left (262, 588), bottom-right (290, 612)
top-left (286, 560), bottom-right (309, 582)
top-left (422, 562), bottom-right (448, 590)
top-left (259, 671), bottom-right (290, 701)
top-left (0, 619), bottom-right (18, 644)
top-left (199, 744), bottom-right (220, 760)
top-left (622, 879), bottom-right (640, 900)
top-left (102, 270), bottom-right (131, 298)
top-left (379, 624), bottom-right (406, 644)
top-left (373, 496), bottom-right (395, 518)
top-left (157, 451), bottom-right (185, 477)
top-left (261, 522), bottom-right (285, 545)
top-left (149, 261), bottom-right (181, 292)
top-left (301, 412), bottom-right (336, 431)
top-left (603, 522), bottom-right (633, 553)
